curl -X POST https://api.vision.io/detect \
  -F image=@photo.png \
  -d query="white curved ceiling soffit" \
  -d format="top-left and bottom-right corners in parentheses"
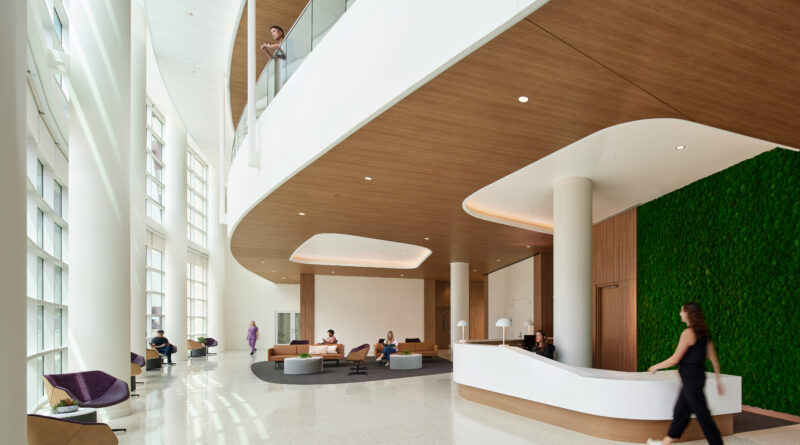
top-left (145, 0), bottom-right (242, 167)
top-left (290, 234), bottom-right (432, 269)
top-left (463, 118), bottom-right (793, 234)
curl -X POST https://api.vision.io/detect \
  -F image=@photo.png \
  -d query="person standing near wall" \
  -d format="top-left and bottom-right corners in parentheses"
top-left (247, 321), bottom-right (259, 356)
top-left (646, 302), bottom-right (724, 445)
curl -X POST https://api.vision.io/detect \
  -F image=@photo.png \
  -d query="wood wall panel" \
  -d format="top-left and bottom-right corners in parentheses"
top-left (299, 274), bottom-right (314, 342)
top-left (592, 208), bottom-right (637, 371)
top-left (468, 280), bottom-right (487, 340)
top-left (424, 279), bottom-right (436, 344)
top-left (533, 253), bottom-right (554, 337)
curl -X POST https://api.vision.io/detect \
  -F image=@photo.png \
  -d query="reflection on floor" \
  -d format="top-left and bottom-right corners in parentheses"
top-left (109, 350), bottom-right (800, 445)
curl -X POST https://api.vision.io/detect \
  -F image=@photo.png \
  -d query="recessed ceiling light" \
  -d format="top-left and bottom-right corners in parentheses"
top-left (676, 145), bottom-right (686, 150)
top-left (496, 259), bottom-right (501, 262)
top-left (518, 96), bottom-right (529, 103)
top-left (364, 176), bottom-right (373, 181)
top-left (298, 212), bottom-right (306, 216)
top-left (282, 277), bottom-right (286, 280)
top-left (272, 270), bottom-right (276, 273)
top-left (473, 269), bottom-right (477, 272)
top-left (526, 245), bottom-right (531, 248)
top-left (400, 274), bottom-right (404, 277)
top-left (424, 237), bottom-right (430, 241)
top-left (186, 10), bottom-right (194, 17)
top-left (331, 270), bottom-right (335, 274)
top-left (260, 260), bottom-right (265, 264)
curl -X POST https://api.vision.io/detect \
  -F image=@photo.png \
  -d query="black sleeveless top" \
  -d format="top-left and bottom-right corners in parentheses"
top-left (680, 336), bottom-right (707, 367)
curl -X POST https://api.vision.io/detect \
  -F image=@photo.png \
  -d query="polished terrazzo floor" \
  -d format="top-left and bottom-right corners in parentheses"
top-left (109, 350), bottom-right (800, 445)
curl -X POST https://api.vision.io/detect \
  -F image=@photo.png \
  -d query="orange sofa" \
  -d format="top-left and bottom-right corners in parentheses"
top-left (268, 343), bottom-right (345, 368)
top-left (375, 341), bottom-right (438, 358)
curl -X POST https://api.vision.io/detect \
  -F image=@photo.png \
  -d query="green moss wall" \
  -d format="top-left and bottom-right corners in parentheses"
top-left (637, 148), bottom-right (800, 415)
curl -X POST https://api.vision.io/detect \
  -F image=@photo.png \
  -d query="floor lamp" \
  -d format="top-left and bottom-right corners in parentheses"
top-left (495, 318), bottom-right (511, 345)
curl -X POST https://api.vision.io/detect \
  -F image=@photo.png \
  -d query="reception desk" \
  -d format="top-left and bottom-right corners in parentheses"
top-left (453, 344), bottom-right (741, 442)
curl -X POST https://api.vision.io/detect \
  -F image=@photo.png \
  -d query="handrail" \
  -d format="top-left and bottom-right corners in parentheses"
top-left (230, 0), bottom-right (356, 162)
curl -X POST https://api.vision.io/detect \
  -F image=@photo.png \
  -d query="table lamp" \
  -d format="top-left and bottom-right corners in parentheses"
top-left (457, 320), bottom-right (469, 343)
top-left (524, 319), bottom-right (533, 334)
top-left (495, 318), bottom-right (511, 345)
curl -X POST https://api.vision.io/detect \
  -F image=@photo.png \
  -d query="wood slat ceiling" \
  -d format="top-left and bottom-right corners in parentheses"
top-left (228, 0), bottom-right (308, 125)
top-left (230, 0), bottom-right (800, 284)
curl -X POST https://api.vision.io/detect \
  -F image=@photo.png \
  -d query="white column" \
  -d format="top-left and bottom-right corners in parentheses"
top-left (129, 0), bottom-right (147, 357)
top-left (450, 262), bottom-right (470, 348)
top-left (553, 176), bottom-right (593, 367)
top-left (0, 0), bottom-right (28, 440)
top-left (164, 120), bottom-right (188, 361)
top-left (246, 0), bottom-right (258, 168)
top-left (208, 166), bottom-right (226, 351)
top-left (68, 0), bottom-right (132, 418)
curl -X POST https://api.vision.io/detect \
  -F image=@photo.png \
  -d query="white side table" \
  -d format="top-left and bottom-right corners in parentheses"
top-left (283, 356), bottom-right (323, 375)
top-left (390, 353), bottom-right (422, 370)
top-left (38, 406), bottom-right (98, 423)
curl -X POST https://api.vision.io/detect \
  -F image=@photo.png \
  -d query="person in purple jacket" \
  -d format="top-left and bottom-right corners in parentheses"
top-left (247, 321), bottom-right (259, 356)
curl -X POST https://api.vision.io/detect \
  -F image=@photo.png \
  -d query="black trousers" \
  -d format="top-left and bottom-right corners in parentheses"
top-left (667, 366), bottom-right (723, 444)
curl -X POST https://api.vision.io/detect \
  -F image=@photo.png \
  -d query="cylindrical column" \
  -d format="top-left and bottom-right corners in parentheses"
top-left (164, 120), bottom-right (188, 361)
top-left (0, 0), bottom-right (28, 440)
top-left (68, 0), bottom-right (132, 418)
top-left (246, 0), bottom-right (258, 167)
top-left (207, 165), bottom-right (226, 351)
top-left (129, 0), bottom-right (147, 357)
top-left (553, 176), bottom-right (593, 367)
top-left (450, 262), bottom-right (469, 348)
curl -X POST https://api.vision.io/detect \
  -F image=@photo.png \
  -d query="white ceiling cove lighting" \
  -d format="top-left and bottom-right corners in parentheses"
top-left (290, 234), bottom-right (432, 269)
top-left (518, 96), bottom-right (529, 103)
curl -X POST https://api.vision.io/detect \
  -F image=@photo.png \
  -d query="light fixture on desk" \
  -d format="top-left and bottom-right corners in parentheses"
top-left (524, 319), bottom-right (533, 334)
top-left (457, 320), bottom-right (469, 343)
top-left (495, 318), bottom-right (511, 345)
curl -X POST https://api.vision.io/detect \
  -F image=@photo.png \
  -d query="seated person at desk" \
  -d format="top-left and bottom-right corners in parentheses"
top-left (532, 329), bottom-right (555, 360)
top-left (321, 329), bottom-right (338, 345)
top-left (150, 329), bottom-right (175, 365)
top-left (374, 330), bottom-right (398, 366)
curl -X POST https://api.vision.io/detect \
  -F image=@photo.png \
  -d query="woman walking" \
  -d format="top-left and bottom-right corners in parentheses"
top-left (646, 302), bottom-right (725, 445)
top-left (247, 321), bottom-right (259, 356)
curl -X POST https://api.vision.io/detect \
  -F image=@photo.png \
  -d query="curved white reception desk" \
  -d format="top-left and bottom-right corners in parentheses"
top-left (453, 344), bottom-right (741, 442)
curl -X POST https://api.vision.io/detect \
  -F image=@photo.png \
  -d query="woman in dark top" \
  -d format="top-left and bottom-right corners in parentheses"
top-left (532, 329), bottom-right (555, 359)
top-left (646, 303), bottom-right (724, 445)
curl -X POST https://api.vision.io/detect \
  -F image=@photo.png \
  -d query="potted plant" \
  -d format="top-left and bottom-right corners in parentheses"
top-left (298, 352), bottom-right (312, 359)
top-left (196, 336), bottom-right (206, 344)
top-left (400, 350), bottom-right (411, 356)
top-left (52, 398), bottom-right (79, 414)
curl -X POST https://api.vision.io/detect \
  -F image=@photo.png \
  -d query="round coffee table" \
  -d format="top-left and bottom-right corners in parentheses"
top-left (390, 353), bottom-right (422, 370)
top-left (40, 407), bottom-right (98, 423)
top-left (283, 356), bottom-right (323, 375)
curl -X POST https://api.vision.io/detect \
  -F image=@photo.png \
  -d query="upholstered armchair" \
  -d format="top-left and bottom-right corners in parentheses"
top-left (346, 344), bottom-right (369, 376)
top-left (145, 348), bottom-right (162, 370)
top-left (27, 414), bottom-right (118, 445)
top-left (43, 371), bottom-right (130, 409)
top-left (130, 352), bottom-right (145, 393)
top-left (203, 337), bottom-right (219, 355)
top-left (187, 339), bottom-right (207, 357)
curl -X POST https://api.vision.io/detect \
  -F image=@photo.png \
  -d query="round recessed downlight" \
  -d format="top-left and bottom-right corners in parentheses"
top-left (424, 237), bottom-right (430, 241)
top-left (526, 245), bottom-right (531, 248)
top-left (518, 96), bottom-right (529, 103)
top-left (676, 145), bottom-right (686, 150)
top-left (364, 176), bottom-right (373, 181)
top-left (298, 212), bottom-right (306, 216)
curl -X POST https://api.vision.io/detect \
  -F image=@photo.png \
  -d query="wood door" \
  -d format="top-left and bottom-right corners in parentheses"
top-left (436, 307), bottom-right (450, 349)
top-left (598, 285), bottom-right (625, 371)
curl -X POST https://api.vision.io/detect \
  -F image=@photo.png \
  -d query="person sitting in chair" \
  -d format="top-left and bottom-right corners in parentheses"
top-left (150, 330), bottom-right (175, 365)
top-left (532, 329), bottom-right (555, 360)
top-left (374, 330), bottom-right (398, 366)
top-left (321, 329), bottom-right (338, 345)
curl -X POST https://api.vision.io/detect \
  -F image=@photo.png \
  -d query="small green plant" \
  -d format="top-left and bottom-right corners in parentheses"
top-left (52, 398), bottom-right (78, 413)
top-left (400, 350), bottom-right (411, 355)
top-left (196, 336), bottom-right (206, 344)
top-left (298, 353), bottom-right (312, 359)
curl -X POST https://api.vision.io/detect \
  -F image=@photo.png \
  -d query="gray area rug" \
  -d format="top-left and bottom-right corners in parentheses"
top-left (250, 357), bottom-right (452, 385)
top-left (733, 410), bottom-right (798, 433)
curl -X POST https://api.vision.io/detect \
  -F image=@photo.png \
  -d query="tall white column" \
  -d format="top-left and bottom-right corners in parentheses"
top-left (164, 120), bottom-right (188, 361)
top-left (0, 0), bottom-right (28, 440)
top-left (246, 0), bottom-right (258, 168)
top-left (208, 166), bottom-right (226, 351)
top-left (129, 0), bottom-right (147, 357)
top-left (450, 262), bottom-right (470, 348)
top-left (68, 0), bottom-right (132, 418)
top-left (553, 177), bottom-right (593, 367)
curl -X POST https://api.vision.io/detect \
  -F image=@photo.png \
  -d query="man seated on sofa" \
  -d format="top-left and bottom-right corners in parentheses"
top-left (150, 330), bottom-right (175, 365)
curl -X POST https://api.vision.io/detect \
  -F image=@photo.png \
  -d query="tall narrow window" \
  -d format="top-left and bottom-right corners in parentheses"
top-left (37, 257), bottom-right (44, 301)
top-left (37, 208), bottom-right (44, 247)
top-left (37, 305), bottom-right (44, 351)
top-left (146, 246), bottom-right (165, 338)
top-left (146, 104), bottom-right (165, 222)
top-left (186, 149), bottom-right (207, 247)
top-left (37, 160), bottom-right (44, 197)
top-left (54, 224), bottom-right (62, 260)
top-left (54, 266), bottom-right (62, 304)
top-left (53, 9), bottom-right (63, 44)
top-left (54, 181), bottom-right (63, 217)
top-left (187, 261), bottom-right (208, 339)
top-left (54, 308), bottom-right (62, 347)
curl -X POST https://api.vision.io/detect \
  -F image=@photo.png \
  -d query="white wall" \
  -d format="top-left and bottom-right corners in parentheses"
top-left (223, 247), bottom-right (299, 350)
top-left (227, 0), bottom-right (549, 235)
top-left (488, 257), bottom-right (534, 340)
top-left (315, 276), bottom-right (424, 356)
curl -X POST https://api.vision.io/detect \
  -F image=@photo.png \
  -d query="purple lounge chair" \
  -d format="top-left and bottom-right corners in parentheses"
top-left (130, 352), bottom-right (146, 368)
top-left (43, 370), bottom-right (130, 409)
top-left (346, 344), bottom-right (370, 375)
top-left (130, 352), bottom-right (146, 393)
top-left (203, 337), bottom-right (219, 355)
